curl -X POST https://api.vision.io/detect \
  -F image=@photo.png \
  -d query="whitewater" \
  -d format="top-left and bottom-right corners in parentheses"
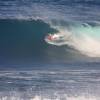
top-left (47, 22), bottom-right (100, 57)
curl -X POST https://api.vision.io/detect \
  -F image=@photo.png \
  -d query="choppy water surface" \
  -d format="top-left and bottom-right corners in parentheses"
top-left (0, 65), bottom-right (100, 100)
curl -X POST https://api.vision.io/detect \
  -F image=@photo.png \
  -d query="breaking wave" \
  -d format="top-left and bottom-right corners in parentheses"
top-left (0, 0), bottom-right (100, 64)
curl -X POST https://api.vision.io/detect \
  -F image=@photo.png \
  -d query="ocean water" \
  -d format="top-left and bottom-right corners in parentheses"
top-left (0, 0), bottom-right (100, 100)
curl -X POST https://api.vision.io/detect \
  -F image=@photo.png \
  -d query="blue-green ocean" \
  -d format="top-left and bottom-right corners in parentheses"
top-left (0, 0), bottom-right (100, 99)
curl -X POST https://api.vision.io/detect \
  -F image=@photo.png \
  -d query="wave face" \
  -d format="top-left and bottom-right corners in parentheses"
top-left (0, 0), bottom-right (100, 64)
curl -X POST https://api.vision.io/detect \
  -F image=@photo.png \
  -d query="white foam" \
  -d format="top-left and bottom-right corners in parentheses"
top-left (46, 23), bottom-right (100, 57)
top-left (0, 95), bottom-right (98, 100)
top-left (71, 35), bottom-right (100, 57)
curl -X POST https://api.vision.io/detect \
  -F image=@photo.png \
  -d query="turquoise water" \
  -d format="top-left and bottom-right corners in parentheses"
top-left (70, 23), bottom-right (100, 38)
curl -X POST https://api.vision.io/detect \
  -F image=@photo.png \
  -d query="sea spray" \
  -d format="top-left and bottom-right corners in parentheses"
top-left (46, 21), bottom-right (100, 57)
